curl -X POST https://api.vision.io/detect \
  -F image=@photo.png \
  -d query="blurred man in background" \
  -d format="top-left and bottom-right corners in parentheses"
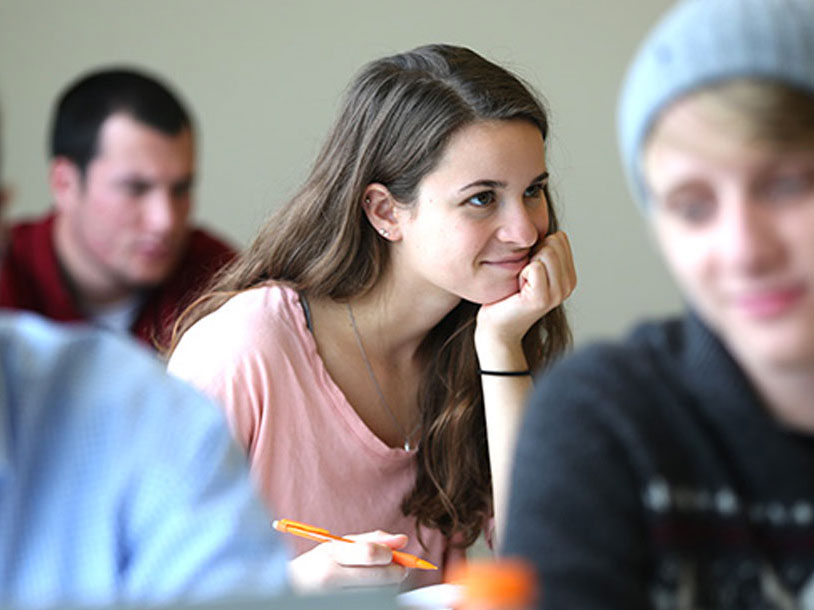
top-left (0, 67), bottom-right (235, 347)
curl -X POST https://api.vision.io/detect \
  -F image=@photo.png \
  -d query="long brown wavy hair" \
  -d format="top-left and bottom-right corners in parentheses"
top-left (169, 44), bottom-right (571, 548)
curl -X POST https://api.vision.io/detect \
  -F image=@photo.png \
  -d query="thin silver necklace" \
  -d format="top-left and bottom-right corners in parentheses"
top-left (346, 302), bottom-right (419, 452)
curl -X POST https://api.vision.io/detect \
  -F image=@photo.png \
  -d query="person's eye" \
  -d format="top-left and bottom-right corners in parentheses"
top-left (761, 173), bottom-right (812, 202)
top-left (524, 183), bottom-right (545, 199)
top-left (676, 200), bottom-right (714, 224)
top-left (121, 181), bottom-right (150, 197)
top-left (662, 194), bottom-right (715, 226)
top-left (465, 191), bottom-right (496, 207)
top-left (172, 181), bottom-right (193, 199)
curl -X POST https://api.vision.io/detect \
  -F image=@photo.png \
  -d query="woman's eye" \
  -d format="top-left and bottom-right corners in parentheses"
top-left (466, 191), bottom-right (495, 207)
top-left (524, 183), bottom-right (545, 199)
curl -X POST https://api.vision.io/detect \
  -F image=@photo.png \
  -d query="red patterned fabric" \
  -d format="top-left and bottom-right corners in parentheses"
top-left (0, 213), bottom-right (236, 348)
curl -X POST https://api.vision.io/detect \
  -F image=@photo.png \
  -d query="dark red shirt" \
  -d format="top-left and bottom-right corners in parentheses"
top-left (0, 213), bottom-right (236, 349)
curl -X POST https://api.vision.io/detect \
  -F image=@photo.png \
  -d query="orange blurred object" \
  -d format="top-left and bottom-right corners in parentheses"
top-left (448, 558), bottom-right (538, 609)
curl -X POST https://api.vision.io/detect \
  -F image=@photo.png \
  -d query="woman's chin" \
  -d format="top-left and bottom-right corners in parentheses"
top-left (465, 283), bottom-right (520, 306)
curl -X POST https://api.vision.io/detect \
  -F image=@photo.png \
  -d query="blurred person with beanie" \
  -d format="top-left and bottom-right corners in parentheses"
top-left (503, 1), bottom-right (814, 608)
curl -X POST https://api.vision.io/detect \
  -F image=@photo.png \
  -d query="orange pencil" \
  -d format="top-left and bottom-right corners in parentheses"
top-left (272, 518), bottom-right (438, 570)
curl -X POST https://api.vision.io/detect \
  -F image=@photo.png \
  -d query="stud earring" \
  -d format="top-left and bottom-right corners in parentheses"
top-left (378, 227), bottom-right (390, 238)
top-left (364, 197), bottom-right (371, 204)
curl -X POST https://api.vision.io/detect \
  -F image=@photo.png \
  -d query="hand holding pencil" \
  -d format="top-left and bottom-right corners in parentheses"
top-left (274, 519), bottom-right (437, 570)
top-left (274, 518), bottom-right (437, 592)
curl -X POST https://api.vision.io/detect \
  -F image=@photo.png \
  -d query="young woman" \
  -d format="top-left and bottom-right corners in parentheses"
top-left (168, 44), bottom-right (576, 591)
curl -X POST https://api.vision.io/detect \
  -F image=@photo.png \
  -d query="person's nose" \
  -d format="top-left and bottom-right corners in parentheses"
top-left (718, 195), bottom-right (784, 275)
top-left (495, 200), bottom-right (542, 248)
top-left (144, 188), bottom-right (188, 235)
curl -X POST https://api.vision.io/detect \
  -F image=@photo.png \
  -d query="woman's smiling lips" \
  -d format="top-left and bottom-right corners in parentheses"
top-left (482, 253), bottom-right (529, 274)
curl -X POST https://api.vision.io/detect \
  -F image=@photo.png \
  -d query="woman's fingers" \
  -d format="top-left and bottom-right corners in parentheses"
top-left (332, 531), bottom-right (408, 564)
top-left (287, 530), bottom-right (409, 593)
top-left (522, 231), bottom-right (576, 312)
top-left (476, 230), bottom-right (576, 350)
top-left (545, 231), bottom-right (577, 293)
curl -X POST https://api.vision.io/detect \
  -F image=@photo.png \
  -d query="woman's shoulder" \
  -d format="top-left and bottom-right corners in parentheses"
top-left (169, 282), bottom-right (310, 368)
top-left (190, 282), bottom-right (303, 337)
top-left (212, 281), bottom-right (300, 320)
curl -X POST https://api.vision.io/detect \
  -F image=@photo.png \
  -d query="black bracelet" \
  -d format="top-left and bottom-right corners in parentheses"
top-left (478, 369), bottom-right (532, 377)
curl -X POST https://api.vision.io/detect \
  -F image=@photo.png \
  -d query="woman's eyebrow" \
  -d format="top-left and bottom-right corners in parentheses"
top-left (458, 179), bottom-right (506, 192)
top-left (457, 172), bottom-right (549, 193)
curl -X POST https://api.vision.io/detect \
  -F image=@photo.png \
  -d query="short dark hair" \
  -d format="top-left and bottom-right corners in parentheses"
top-left (50, 67), bottom-right (193, 174)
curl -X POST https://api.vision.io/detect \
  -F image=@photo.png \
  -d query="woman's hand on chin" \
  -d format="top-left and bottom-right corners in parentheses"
top-left (476, 230), bottom-right (576, 350)
top-left (287, 530), bottom-right (409, 593)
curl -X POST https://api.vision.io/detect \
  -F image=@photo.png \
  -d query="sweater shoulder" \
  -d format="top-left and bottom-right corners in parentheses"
top-left (543, 316), bottom-right (687, 391)
top-left (525, 316), bottom-right (695, 449)
top-left (186, 227), bottom-right (237, 258)
top-left (5, 215), bottom-right (53, 262)
top-left (177, 227), bottom-right (238, 276)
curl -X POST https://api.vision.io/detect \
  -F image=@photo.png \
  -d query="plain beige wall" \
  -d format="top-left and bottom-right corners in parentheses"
top-left (0, 0), bottom-right (682, 345)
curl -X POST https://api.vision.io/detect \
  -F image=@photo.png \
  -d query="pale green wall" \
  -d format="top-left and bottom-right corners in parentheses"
top-left (0, 0), bottom-right (682, 344)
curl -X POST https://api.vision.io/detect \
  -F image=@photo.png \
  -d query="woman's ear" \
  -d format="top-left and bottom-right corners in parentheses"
top-left (362, 183), bottom-right (402, 241)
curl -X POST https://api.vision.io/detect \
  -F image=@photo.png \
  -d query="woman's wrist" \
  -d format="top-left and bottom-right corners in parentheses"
top-left (475, 345), bottom-right (529, 378)
top-left (478, 368), bottom-right (532, 377)
top-left (474, 330), bottom-right (527, 367)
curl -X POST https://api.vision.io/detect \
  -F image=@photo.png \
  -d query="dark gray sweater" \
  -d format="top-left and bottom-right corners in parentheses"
top-left (503, 314), bottom-right (814, 610)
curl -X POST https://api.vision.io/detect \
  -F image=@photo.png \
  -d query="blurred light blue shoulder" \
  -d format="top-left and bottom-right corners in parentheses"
top-left (0, 311), bottom-right (222, 422)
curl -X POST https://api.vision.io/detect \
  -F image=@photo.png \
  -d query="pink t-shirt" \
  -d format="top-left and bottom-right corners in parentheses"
top-left (167, 283), bottom-right (461, 587)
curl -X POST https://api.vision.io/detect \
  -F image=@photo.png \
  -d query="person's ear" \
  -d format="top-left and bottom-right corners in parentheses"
top-left (362, 183), bottom-right (402, 241)
top-left (0, 182), bottom-right (15, 215)
top-left (49, 157), bottom-right (82, 213)
top-left (0, 185), bottom-right (10, 255)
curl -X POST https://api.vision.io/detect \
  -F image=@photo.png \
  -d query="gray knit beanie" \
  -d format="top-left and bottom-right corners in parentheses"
top-left (617, 0), bottom-right (814, 210)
